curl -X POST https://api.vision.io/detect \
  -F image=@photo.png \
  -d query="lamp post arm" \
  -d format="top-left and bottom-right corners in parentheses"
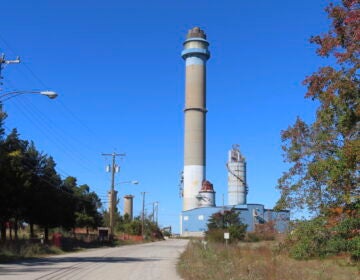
top-left (0, 90), bottom-right (58, 102)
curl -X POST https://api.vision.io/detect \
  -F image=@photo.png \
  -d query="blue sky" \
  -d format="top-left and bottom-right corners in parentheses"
top-left (1, 0), bottom-right (331, 232)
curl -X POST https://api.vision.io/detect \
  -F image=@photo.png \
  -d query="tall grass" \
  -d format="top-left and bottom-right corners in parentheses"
top-left (0, 241), bottom-right (63, 262)
top-left (178, 240), bottom-right (359, 280)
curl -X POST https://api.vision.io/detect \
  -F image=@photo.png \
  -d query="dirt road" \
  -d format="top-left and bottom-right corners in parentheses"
top-left (0, 239), bottom-right (188, 280)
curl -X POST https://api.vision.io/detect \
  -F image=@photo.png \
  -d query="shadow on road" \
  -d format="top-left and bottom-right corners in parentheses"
top-left (0, 256), bottom-right (160, 275)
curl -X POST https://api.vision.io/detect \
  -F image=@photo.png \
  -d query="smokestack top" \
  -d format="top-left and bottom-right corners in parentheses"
top-left (186, 27), bottom-right (207, 39)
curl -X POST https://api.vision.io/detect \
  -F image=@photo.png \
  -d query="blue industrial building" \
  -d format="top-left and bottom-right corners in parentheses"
top-left (180, 204), bottom-right (290, 237)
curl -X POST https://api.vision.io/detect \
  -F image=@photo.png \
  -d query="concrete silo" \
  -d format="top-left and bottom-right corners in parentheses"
top-left (123, 195), bottom-right (134, 221)
top-left (227, 145), bottom-right (247, 205)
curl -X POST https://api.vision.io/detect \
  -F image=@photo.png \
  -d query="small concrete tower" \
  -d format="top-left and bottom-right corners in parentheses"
top-left (197, 180), bottom-right (216, 207)
top-left (123, 195), bottom-right (134, 220)
top-left (227, 145), bottom-right (247, 205)
top-left (181, 27), bottom-right (210, 211)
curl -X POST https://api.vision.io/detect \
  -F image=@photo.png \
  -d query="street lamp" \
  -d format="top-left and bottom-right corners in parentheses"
top-left (116, 180), bottom-right (139, 186)
top-left (0, 90), bottom-right (58, 102)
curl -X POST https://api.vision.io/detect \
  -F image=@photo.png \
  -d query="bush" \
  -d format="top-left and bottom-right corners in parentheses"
top-left (123, 220), bottom-right (142, 235)
top-left (0, 241), bottom-right (62, 261)
top-left (284, 216), bottom-right (360, 260)
top-left (245, 232), bottom-right (260, 242)
top-left (347, 235), bottom-right (360, 260)
top-left (245, 222), bottom-right (277, 242)
top-left (287, 217), bottom-right (331, 259)
top-left (206, 228), bottom-right (225, 243)
top-left (228, 224), bottom-right (247, 242)
top-left (206, 225), bottom-right (246, 243)
top-left (205, 208), bottom-right (247, 243)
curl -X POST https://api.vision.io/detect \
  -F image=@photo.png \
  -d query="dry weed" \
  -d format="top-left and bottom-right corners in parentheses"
top-left (178, 240), bottom-right (359, 280)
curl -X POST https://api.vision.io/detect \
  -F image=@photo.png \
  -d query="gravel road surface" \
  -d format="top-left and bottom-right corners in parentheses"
top-left (0, 239), bottom-right (189, 280)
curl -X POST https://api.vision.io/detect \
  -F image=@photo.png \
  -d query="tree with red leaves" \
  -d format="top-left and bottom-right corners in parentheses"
top-left (276, 1), bottom-right (359, 217)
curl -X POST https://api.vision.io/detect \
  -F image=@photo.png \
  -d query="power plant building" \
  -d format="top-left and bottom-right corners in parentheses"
top-left (179, 27), bottom-right (289, 236)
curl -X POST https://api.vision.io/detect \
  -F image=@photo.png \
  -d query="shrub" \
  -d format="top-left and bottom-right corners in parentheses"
top-left (206, 228), bottom-right (225, 243)
top-left (347, 235), bottom-right (360, 260)
top-left (284, 216), bottom-right (360, 260)
top-left (206, 225), bottom-right (247, 243)
top-left (243, 221), bottom-right (277, 242)
top-left (287, 217), bottom-right (331, 259)
top-left (245, 232), bottom-right (260, 242)
top-left (123, 220), bottom-right (142, 235)
top-left (228, 224), bottom-right (247, 242)
top-left (206, 208), bottom-right (247, 243)
top-left (254, 221), bottom-right (276, 240)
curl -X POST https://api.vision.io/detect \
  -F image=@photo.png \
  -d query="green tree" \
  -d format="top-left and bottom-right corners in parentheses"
top-left (206, 209), bottom-right (247, 243)
top-left (0, 105), bottom-right (6, 240)
top-left (22, 142), bottom-right (47, 238)
top-left (276, 0), bottom-right (359, 216)
top-left (276, 1), bottom-right (359, 259)
top-left (207, 209), bottom-right (243, 229)
top-left (0, 129), bottom-right (29, 240)
top-left (61, 177), bottom-right (103, 232)
top-left (35, 156), bottom-right (63, 241)
top-left (73, 184), bottom-right (103, 233)
top-left (123, 218), bottom-right (142, 236)
top-left (0, 106), bottom-right (103, 242)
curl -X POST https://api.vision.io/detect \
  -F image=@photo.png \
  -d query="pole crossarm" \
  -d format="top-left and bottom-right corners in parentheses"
top-left (0, 53), bottom-right (20, 89)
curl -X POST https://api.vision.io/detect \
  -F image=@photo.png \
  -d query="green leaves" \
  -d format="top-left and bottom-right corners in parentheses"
top-left (0, 111), bottom-right (102, 241)
top-left (277, 0), bottom-right (359, 215)
top-left (206, 209), bottom-right (247, 243)
top-left (277, 1), bottom-right (359, 259)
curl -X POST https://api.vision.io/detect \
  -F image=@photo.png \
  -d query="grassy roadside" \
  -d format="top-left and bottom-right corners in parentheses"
top-left (0, 242), bottom-right (63, 262)
top-left (178, 240), bottom-right (359, 280)
top-left (0, 238), bottom-right (140, 263)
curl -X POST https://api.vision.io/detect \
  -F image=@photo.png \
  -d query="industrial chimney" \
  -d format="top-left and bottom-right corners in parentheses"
top-left (181, 27), bottom-right (210, 211)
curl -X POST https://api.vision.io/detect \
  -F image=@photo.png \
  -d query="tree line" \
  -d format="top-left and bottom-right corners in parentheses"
top-left (0, 107), bottom-right (102, 242)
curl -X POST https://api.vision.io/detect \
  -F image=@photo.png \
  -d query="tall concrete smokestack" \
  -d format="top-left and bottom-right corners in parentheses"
top-left (181, 27), bottom-right (210, 211)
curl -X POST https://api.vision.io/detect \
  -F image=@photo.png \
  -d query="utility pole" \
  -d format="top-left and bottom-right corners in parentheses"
top-left (102, 152), bottom-right (125, 240)
top-left (0, 53), bottom-right (20, 89)
top-left (141, 192), bottom-right (147, 239)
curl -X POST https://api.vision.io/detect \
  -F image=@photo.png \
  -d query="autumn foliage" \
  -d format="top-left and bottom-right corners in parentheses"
top-left (277, 0), bottom-right (359, 215)
top-left (276, 1), bottom-right (359, 259)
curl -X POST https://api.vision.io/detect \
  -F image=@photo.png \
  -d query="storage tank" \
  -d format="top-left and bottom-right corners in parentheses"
top-left (227, 145), bottom-right (247, 205)
top-left (197, 180), bottom-right (216, 207)
top-left (123, 195), bottom-right (134, 220)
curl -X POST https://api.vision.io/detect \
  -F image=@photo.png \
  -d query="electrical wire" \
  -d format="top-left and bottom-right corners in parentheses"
top-left (0, 34), bottom-right (118, 196)
top-left (2, 124), bottom-right (103, 196)
top-left (2, 78), bottom-right (107, 192)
